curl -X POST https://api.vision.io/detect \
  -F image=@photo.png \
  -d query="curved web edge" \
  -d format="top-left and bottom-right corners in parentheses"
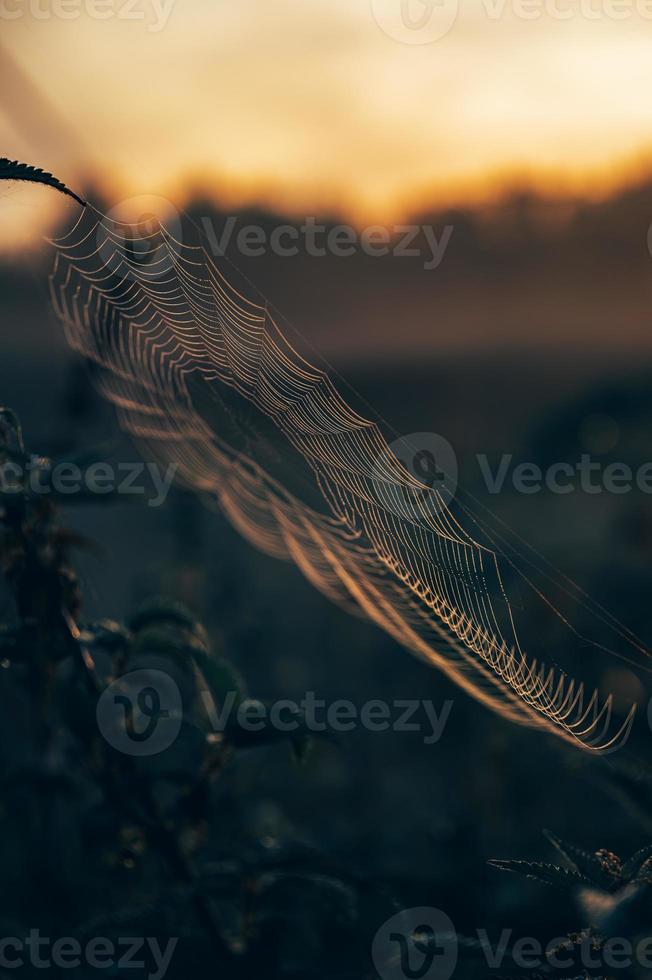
top-left (48, 206), bottom-right (637, 752)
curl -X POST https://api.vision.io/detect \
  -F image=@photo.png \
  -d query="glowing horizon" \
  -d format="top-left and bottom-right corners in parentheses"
top-left (3, 1), bottom-right (652, 249)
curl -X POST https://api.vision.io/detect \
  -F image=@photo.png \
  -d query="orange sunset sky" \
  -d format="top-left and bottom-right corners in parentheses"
top-left (3, 0), bottom-right (652, 249)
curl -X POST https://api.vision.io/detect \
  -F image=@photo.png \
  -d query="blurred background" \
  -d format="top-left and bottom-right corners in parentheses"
top-left (3, 0), bottom-right (652, 966)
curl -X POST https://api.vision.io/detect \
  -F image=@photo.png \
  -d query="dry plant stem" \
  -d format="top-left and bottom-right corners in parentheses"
top-left (64, 608), bottom-right (236, 965)
top-left (0, 485), bottom-right (236, 967)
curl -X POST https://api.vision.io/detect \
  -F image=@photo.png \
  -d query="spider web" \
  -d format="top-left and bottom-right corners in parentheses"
top-left (49, 204), bottom-right (639, 751)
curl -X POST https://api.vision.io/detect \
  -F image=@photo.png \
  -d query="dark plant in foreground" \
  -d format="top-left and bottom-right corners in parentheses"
top-left (0, 412), bottom-right (393, 978)
top-left (488, 832), bottom-right (652, 979)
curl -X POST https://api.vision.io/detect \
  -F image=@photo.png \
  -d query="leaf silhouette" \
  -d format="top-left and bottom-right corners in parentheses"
top-left (543, 830), bottom-right (617, 888)
top-left (0, 158), bottom-right (86, 207)
top-left (488, 859), bottom-right (591, 890)
top-left (622, 843), bottom-right (652, 882)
